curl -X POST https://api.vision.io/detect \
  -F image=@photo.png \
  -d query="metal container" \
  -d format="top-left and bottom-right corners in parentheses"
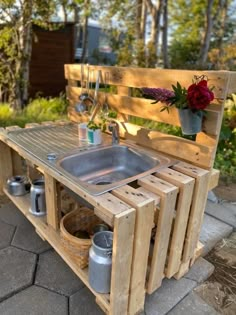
top-left (88, 231), bottom-right (113, 293)
top-left (92, 223), bottom-right (109, 235)
top-left (29, 179), bottom-right (46, 216)
top-left (7, 175), bottom-right (30, 196)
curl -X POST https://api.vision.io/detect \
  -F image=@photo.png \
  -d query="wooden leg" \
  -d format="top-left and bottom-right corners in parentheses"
top-left (156, 168), bottom-right (195, 278)
top-left (0, 141), bottom-right (13, 194)
top-left (138, 175), bottom-right (178, 294)
top-left (173, 162), bottom-right (210, 278)
top-left (109, 208), bottom-right (136, 315)
top-left (112, 185), bottom-right (154, 315)
top-left (44, 173), bottom-right (61, 230)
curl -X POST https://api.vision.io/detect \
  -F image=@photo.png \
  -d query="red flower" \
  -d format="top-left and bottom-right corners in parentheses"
top-left (187, 80), bottom-right (214, 110)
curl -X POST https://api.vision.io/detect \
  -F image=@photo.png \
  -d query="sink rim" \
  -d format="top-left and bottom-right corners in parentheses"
top-left (56, 142), bottom-right (177, 196)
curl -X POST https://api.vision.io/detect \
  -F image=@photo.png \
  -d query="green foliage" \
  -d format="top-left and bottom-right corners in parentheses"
top-left (169, 39), bottom-right (201, 69)
top-left (87, 120), bottom-right (101, 131)
top-left (214, 94), bottom-right (236, 182)
top-left (0, 103), bottom-right (13, 123)
top-left (0, 95), bottom-right (68, 127)
top-left (25, 95), bottom-right (68, 121)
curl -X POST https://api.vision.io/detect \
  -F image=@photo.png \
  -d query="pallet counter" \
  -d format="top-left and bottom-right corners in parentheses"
top-left (0, 66), bottom-right (235, 314)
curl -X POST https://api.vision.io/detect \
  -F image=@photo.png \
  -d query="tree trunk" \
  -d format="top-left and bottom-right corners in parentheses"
top-left (162, 0), bottom-right (169, 68)
top-left (21, 0), bottom-right (33, 108)
top-left (145, 0), bottom-right (164, 65)
top-left (217, 0), bottom-right (228, 69)
top-left (198, 0), bottom-right (214, 68)
top-left (81, 0), bottom-right (90, 63)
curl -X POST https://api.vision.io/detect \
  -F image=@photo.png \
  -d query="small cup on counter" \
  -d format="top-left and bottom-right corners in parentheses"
top-left (78, 123), bottom-right (88, 141)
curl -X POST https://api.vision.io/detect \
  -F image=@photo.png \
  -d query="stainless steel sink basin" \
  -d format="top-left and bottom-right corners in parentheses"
top-left (57, 143), bottom-right (176, 195)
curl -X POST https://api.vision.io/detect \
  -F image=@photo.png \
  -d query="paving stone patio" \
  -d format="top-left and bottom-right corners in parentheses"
top-left (0, 200), bottom-right (235, 314)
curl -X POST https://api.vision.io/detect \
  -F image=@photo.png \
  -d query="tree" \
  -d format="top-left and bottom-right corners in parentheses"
top-left (0, 0), bottom-right (58, 109)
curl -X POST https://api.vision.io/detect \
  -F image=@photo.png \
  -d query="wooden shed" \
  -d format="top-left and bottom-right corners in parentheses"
top-left (29, 23), bottom-right (75, 99)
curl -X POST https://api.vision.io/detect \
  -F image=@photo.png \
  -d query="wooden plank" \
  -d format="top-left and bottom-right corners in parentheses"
top-left (5, 126), bottom-right (23, 176)
top-left (136, 187), bottom-right (161, 207)
top-left (110, 208), bottom-right (136, 315)
top-left (0, 141), bottom-right (13, 194)
top-left (172, 162), bottom-right (210, 265)
top-left (138, 175), bottom-right (178, 293)
top-left (65, 65), bottom-right (230, 99)
top-left (208, 169), bottom-right (220, 190)
top-left (155, 168), bottom-right (195, 278)
top-left (112, 185), bottom-right (154, 315)
top-left (93, 193), bottom-right (133, 227)
top-left (190, 241), bottom-right (205, 267)
top-left (44, 173), bottom-right (61, 230)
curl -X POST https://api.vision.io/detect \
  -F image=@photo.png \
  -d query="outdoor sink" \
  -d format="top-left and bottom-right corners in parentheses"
top-left (57, 143), bottom-right (176, 195)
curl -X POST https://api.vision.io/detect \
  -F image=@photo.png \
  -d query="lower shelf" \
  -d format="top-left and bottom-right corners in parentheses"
top-left (3, 188), bottom-right (110, 312)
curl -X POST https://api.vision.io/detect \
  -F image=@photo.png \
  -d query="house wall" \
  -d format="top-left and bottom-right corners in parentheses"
top-left (29, 23), bottom-right (74, 98)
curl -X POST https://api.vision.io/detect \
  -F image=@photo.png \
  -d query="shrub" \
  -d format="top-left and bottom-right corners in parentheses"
top-left (0, 95), bottom-right (68, 127)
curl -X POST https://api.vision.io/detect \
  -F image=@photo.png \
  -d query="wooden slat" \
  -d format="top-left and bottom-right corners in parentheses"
top-left (94, 193), bottom-right (133, 227)
top-left (208, 169), bottom-right (220, 190)
top-left (0, 141), bottom-right (13, 194)
top-left (65, 65), bottom-right (230, 99)
top-left (138, 175), bottom-right (178, 293)
top-left (190, 241), bottom-right (205, 267)
top-left (5, 126), bottom-right (23, 176)
top-left (155, 168), bottom-right (195, 278)
top-left (110, 208), bottom-right (136, 315)
top-left (112, 185), bottom-right (154, 315)
top-left (136, 187), bottom-right (161, 207)
top-left (172, 162), bottom-right (210, 278)
top-left (44, 173), bottom-right (61, 230)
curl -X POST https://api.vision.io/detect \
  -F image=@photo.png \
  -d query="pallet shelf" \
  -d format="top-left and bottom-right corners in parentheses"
top-left (3, 188), bottom-right (111, 311)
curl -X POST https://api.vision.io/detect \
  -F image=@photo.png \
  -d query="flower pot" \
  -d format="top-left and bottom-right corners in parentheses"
top-left (178, 109), bottom-right (203, 135)
top-left (87, 128), bottom-right (102, 145)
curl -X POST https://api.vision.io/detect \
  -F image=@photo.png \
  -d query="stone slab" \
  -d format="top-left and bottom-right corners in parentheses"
top-left (70, 287), bottom-right (104, 315)
top-left (0, 220), bottom-right (15, 250)
top-left (0, 285), bottom-right (68, 315)
top-left (35, 250), bottom-right (84, 296)
top-left (200, 214), bottom-right (233, 256)
top-left (11, 223), bottom-right (51, 254)
top-left (168, 291), bottom-right (220, 315)
top-left (0, 246), bottom-right (36, 302)
top-left (144, 278), bottom-right (197, 315)
top-left (184, 257), bottom-right (214, 284)
top-left (205, 200), bottom-right (236, 229)
top-left (0, 203), bottom-right (30, 227)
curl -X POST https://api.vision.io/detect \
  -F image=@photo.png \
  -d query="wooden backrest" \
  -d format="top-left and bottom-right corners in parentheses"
top-left (65, 64), bottom-right (236, 169)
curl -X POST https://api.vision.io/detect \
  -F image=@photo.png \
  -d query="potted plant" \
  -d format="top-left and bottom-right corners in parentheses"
top-left (87, 120), bottom-right (102, 145)
top-left (142, 75), bottom-right (214, 135)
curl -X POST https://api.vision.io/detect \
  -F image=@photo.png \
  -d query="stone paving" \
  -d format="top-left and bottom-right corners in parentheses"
top-left (0, 200), bottom-right (235, 315)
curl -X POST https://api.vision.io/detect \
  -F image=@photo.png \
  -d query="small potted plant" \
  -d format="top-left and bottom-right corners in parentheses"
top-left (87, 120), bottom-right (102, 145)
top-left (142, 75), bottom-right (214, 135)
